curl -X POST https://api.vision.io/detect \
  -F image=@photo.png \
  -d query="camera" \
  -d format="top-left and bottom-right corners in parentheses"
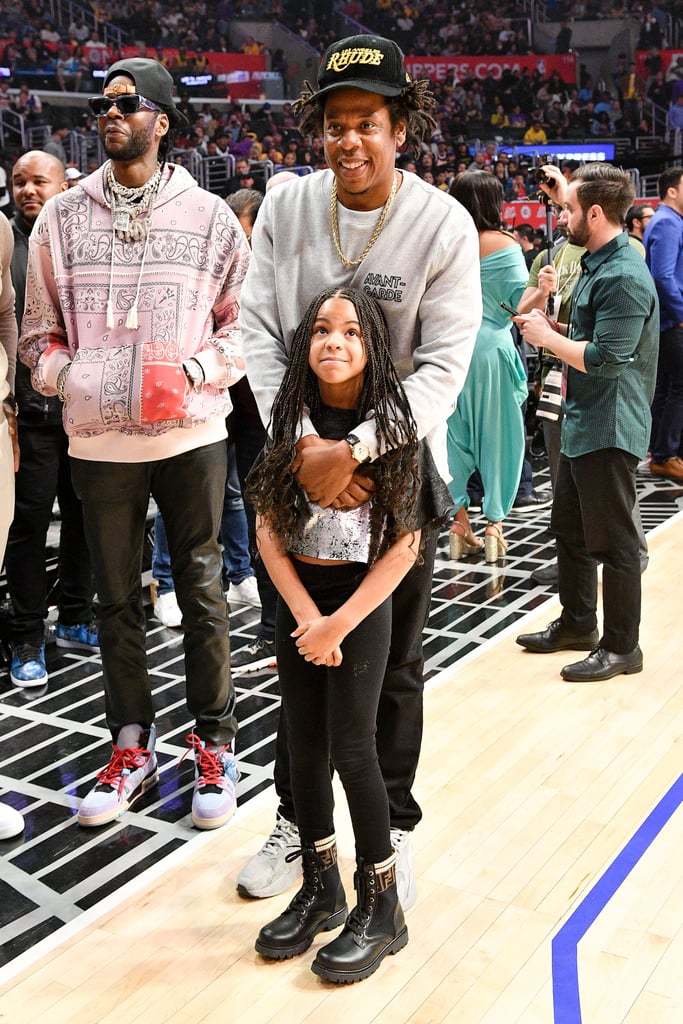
top-left (528, 166), bottom-right (555, 187)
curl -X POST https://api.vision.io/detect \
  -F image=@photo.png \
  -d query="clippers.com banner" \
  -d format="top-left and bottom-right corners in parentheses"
top-left (405, 53), bottom-right (577, 84)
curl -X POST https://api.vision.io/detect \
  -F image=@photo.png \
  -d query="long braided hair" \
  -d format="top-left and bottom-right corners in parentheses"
top-left (246, 287), bottom-right (420, 563)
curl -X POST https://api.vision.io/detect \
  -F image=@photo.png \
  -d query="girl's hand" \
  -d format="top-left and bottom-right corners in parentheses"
top-left (292, 618), bottom-right (344, 666)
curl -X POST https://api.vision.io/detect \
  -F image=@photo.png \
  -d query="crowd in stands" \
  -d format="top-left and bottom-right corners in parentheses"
top-left (1, 0), bottom-right (682, 209)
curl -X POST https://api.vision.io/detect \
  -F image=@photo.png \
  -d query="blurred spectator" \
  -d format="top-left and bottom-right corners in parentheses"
top-left (523, 118), bottom-right (548, 145)
top-left (555, 21), bottom-right (572, 54)
top-left (514, 223), bottom-right (537, 268)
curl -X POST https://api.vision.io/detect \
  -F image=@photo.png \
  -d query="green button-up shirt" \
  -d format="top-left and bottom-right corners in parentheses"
top-left (563, 232), bottom-right (659, 459)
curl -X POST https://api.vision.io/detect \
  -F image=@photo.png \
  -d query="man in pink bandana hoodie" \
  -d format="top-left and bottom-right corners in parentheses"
top-left (20, 58), bottom-right (250, 832)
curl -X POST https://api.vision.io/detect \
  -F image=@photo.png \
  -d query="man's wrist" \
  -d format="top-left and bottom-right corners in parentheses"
top-left (346, 433), bottom-right (371, 465)
top-left (182, 357), bottom-right (205, 389)
top-left (56, 362), bottom-right (72, 401)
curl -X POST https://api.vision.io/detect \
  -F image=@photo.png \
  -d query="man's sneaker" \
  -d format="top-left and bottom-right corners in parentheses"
top-left (231, 636), bottom-right (277, 673)
top-left (154, 590), bottom-right (182, 628)
top-left (228, 575), bottom-right (261, 608)
top-left (10, 642), bottom-right (48, 688)
top-left (391, 827), bottom-right (417, 911)
top-left (186, 733), bottom-right (239, 830)
top-left (236, 812), bottom-right (302, 898)
top-left (55, 621), bottom-right (100, 653)
top-left (0, 803), bottom-right (25, 840)
top-left (78, 724), bottom-right (158, 827)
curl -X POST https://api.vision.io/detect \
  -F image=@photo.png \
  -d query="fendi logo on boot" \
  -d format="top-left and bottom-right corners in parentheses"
top-left (315, 836), bottom-right (338, 870)
top-left (376, 863), bottom-right (396, 892)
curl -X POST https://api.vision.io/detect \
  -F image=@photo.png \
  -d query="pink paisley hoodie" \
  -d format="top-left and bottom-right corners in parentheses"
top-left (19, 162), bottom-right (250, 462)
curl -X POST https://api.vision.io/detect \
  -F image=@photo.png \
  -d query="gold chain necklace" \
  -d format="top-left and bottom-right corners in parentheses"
top-left (330, 171), bottom-right (399, 269)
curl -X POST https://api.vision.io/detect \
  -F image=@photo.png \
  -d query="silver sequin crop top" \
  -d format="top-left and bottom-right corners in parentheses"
top-left (290, 500), bottom-right (373, 562)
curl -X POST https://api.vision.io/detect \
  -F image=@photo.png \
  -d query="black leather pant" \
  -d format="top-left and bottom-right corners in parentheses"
top-left (71, 441), bottom-right (237, 745)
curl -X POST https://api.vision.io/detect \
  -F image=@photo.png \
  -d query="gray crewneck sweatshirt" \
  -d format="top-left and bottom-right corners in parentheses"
top-left (240, 168), bottom-right (482, 478)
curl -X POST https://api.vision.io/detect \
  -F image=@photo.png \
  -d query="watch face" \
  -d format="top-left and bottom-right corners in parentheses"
top-left (353, 441), bottom-right (370, 463)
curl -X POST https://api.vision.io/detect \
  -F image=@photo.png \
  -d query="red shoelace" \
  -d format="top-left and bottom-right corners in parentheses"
top-left (182, 733), bottom-right (229, 786)
top-left (97, 745), bottom-right (151, 797)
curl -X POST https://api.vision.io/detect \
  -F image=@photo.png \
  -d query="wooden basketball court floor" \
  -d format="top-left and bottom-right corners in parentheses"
top-left (1, 492), bottom-right (682, 1022)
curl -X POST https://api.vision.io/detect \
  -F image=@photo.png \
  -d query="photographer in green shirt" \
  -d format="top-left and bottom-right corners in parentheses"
top-left (514, 163), bottom-right (659, 682)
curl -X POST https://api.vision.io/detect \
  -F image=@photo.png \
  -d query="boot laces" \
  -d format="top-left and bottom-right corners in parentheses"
top-left (289, 849), bottom-right (321, 914)
top-left (347, 867), bottom-right (376, 934)
top-left (97, 744), bottom-right (151, 797)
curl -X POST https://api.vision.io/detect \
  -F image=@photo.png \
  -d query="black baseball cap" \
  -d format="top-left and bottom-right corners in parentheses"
top-left (103, 58), bottom-right (188, 128)
top-left (312, 35), bottom-right (412, 102)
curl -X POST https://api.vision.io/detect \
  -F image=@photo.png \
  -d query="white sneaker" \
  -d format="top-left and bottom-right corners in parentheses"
top-left (236, 812), bottom-right (302, 897)
top-left (391, 827), bottom-right (417, 910)
top-left (0, 803), bottom-right (25, 840)
top-left (155, 590), bottom-right (182, 628)
top-left (229, 576), bottom-right (261, 608)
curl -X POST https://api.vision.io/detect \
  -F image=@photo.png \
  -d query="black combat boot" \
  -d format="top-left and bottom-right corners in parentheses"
top-left (255, 835), bottom-right (347, 960)
top-left (311, 853), bottom-right (409, 983)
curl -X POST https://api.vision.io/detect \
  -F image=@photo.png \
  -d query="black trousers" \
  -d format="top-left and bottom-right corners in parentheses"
top-left (71, 441), bottom-right (237, 745)
top-left (552, 448), bottom-right (641, 654)
top-left (276, 560), bottom-right (393, 864)
top-left (275, 525), bottom-right (438, 831)
top-left (650, 326), bottom-right (683, 462)
top-left (6, 423), bottom-right (94, 643)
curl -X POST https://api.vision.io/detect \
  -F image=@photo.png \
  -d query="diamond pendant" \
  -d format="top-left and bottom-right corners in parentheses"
top-left (113, 208), bottom-right (130, 233)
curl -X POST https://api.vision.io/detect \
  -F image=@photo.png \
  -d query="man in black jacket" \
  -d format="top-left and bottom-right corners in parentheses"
top-left (6, 151), bottom-right (96, 689)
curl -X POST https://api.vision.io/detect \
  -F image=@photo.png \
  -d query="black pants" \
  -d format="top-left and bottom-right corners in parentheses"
top-left (276, 560), bottom-right (392, 864)
top-left (552, 448), bottom-right (641, 654)
top-left (71, 441), bottom-right (237, 745)
top-left (650, 326), bottom-right (683, 462)
top-left (6, 423), bottom-right (94, 643)
top-left (275, 525), bottom-right (438, 831)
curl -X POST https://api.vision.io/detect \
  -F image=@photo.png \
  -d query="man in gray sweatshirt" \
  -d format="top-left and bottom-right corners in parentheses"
top-left (238, 34), bottom-right (481, 908)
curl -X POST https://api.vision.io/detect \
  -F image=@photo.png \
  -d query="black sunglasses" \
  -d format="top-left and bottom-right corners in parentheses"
top-left (89, 94), bottom-right (161, 117)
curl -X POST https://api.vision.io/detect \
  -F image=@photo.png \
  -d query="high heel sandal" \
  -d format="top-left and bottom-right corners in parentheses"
top-left (449, 521), bottom-right (483, 560)
top-left (484, 522), bottom-right (508, 563)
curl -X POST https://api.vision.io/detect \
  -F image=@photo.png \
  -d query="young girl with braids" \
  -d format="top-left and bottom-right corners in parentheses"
top-left (247, 286), bottom-right (435, 983)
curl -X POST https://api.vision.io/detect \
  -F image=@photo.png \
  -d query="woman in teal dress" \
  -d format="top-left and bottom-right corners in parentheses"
top-left (446, 170), bottom-right (529, 562)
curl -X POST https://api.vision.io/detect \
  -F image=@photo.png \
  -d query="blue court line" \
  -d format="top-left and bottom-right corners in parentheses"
top-left (552, 772), bottom-right (683, 1023)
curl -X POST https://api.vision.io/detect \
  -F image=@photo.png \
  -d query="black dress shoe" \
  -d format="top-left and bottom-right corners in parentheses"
top-left (561, 645), bottom-right (643, 682)
top-left (516, 618), bottom-right (599, 653)
top-left (512, 489), bottom-right (554, 513)
top-left (530, 560), bottom-right (558, 585)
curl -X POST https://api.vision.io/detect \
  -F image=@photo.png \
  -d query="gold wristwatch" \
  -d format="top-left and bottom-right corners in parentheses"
top-left (346, 433), bottom-right (371, 464)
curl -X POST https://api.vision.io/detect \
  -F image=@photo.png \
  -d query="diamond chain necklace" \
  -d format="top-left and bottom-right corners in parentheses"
top-left (330, 171), bottom-right (399, 269)
top-left (106, 160), bottom-right (162, 241)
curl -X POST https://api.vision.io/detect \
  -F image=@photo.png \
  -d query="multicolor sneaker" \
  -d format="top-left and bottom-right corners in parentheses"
top-left (78, 724), bottom-right (158, 827)
top-left (10, 642), bottom-right (48, 688)
top-left (185, 732), bottom-right (239, 830)
top-left (55, 621), bottom-right (100, 653)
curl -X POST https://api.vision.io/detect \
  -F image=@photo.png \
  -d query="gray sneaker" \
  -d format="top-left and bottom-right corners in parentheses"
top-left (231, 636), bottom-right (277, 673)
top-left (391, 827), bottom-right (417, 910)
top-left (237, 812), bottom-right (302, 898)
